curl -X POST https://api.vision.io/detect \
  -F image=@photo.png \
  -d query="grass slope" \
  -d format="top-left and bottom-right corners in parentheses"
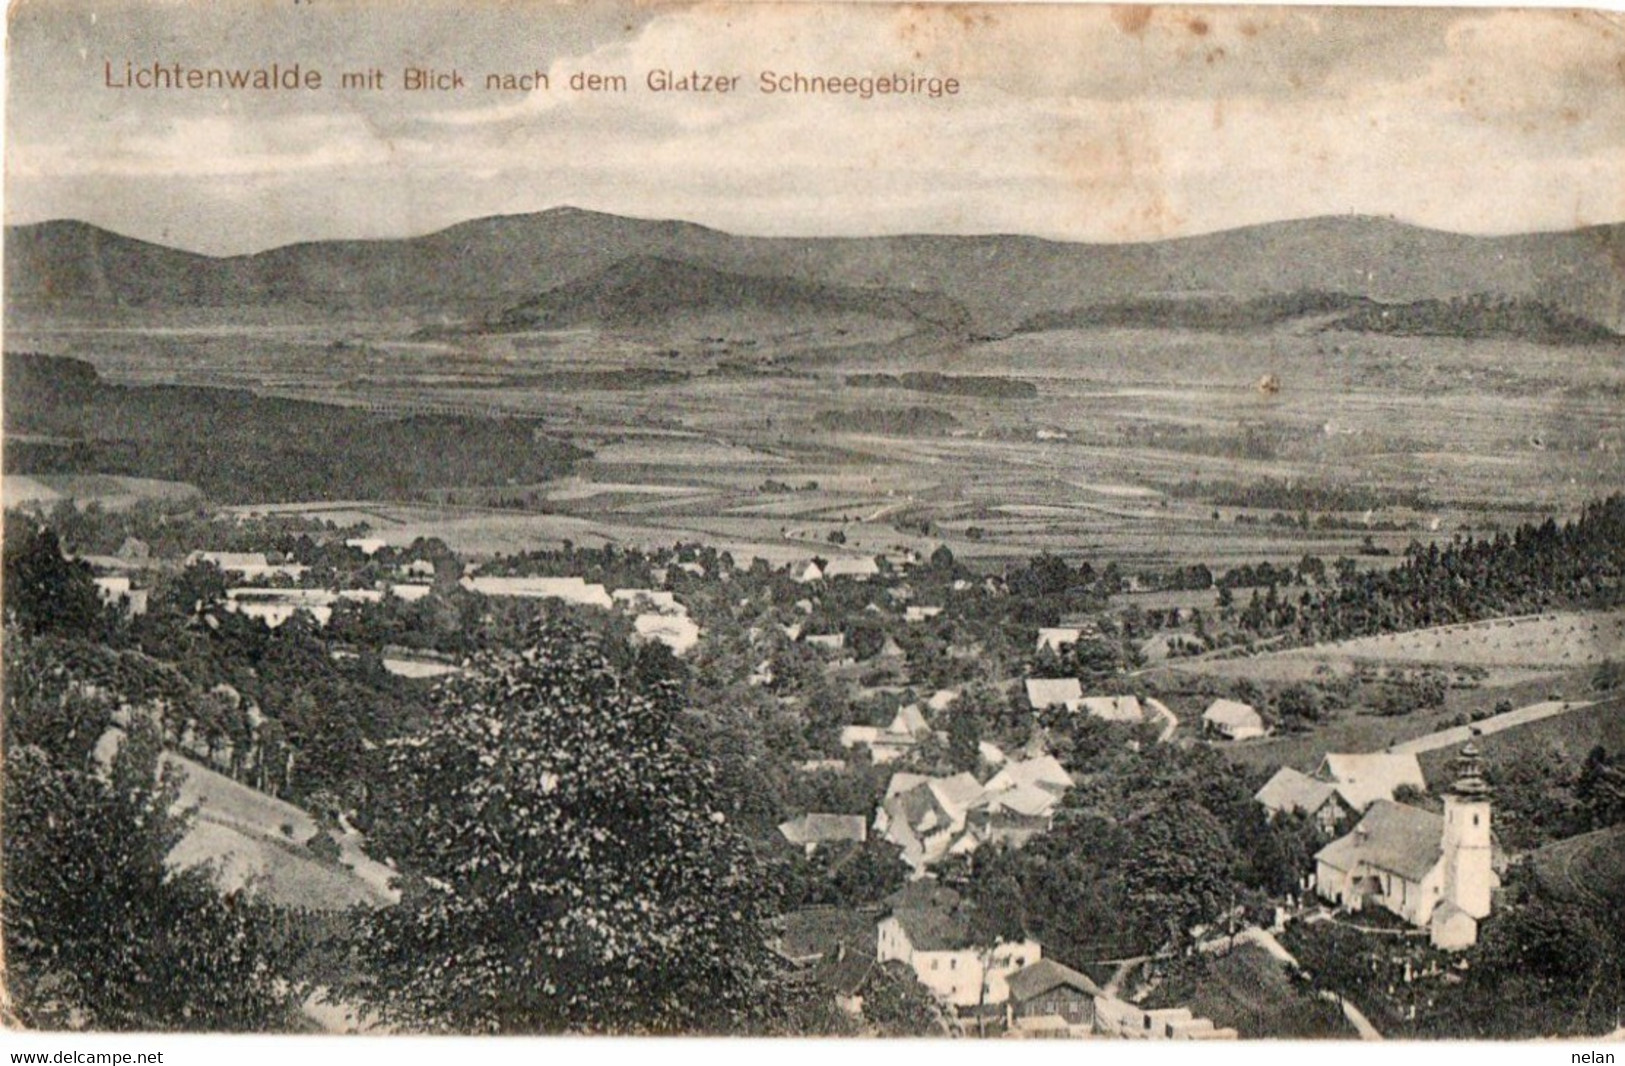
top-left (166, 753), bottom-right (396, 911)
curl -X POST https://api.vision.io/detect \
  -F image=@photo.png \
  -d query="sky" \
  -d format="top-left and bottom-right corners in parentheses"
top-left (4, 0), bottom-right (1624, 255)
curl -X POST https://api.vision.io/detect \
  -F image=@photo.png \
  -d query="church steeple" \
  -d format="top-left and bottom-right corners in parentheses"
top-left (1440, 740), bottom-right (1493, 920)
top-left (1447, 741), bottom-right (1491, 800)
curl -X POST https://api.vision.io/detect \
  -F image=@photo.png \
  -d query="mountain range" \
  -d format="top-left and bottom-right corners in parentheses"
top-left (6, 208), bottom-right (1623, 338)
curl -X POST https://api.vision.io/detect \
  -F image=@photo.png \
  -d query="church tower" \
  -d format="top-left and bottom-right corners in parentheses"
top-left (1440, 742), bottom-right (1493, 919)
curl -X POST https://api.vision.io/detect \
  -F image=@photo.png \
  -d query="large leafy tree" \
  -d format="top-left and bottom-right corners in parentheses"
top-left (353, 619), bottom-right (780, 1033)
top-left (3, 637), bottom-right (305, 1031)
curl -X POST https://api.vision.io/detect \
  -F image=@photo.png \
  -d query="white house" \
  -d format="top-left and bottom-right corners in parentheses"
top-left (459, 575), bottom-right (614, 609)
top-left (823, 557), bottom-right (881, 581)
top-left (1026, 678), bottom-right (1083, 711)
top-left (1314, 743), bottom-right (1495, 949)
top-left (876, 883), bottom-right (1042, 1010)
top-left (633, 613), bottom-right (701, 655)
top-left (1036, 628), bottom-right (1083, 654)
top-left (1202, 699), bottom-right (1267, 740)
top-left (1314, 752), bottom-right (1427, 810)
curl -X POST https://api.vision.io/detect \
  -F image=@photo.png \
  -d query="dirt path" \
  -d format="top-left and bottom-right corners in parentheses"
top-left (1386, 698), bottom-right (1594, 755)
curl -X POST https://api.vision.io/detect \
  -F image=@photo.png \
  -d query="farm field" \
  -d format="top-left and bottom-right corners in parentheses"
top-left (14, 303), bottom-right (1623, 569)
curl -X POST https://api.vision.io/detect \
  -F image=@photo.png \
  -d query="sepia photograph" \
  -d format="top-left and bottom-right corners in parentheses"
top-left (2, 0), bottom-right (1623, 1047)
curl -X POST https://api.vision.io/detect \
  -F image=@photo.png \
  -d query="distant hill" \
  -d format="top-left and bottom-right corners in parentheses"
top-left (489, 255), bottom-right (970, 335)
top-left (7, 208), bottom-right (1624, 337)
top-left (1020, 290), bottom-right (1623, 345)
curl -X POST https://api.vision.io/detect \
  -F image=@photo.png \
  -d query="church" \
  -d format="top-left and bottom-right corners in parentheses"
top-left (1313, 743), bottom-right (1495, 950)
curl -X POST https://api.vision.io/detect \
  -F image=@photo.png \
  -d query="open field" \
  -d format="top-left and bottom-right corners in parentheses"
top-left (3, 473), bottom-right (201, 512)
top-left (1164, 610), bottom-right (1625, 689)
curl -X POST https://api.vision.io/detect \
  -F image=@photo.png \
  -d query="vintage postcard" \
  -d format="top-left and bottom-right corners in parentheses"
top-left (2, 0), bottom-right (1623, 1044)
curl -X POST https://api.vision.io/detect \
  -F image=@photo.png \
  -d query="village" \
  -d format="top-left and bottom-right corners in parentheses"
top-left (10, 491), bottom-right (1623, 1039)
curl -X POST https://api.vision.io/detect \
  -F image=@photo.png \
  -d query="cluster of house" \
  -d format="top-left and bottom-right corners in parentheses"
top-left (1255, 744), bottom-right (1497, 949)
top-left (837, 690), bottom-right (958, 764)
top-left (1022, 679), bottom-right (1186, 742)
top-left (801, 693), bottom-right (1077, 877)
top-left (777, 883), bottom-right (1236, 1039)
top-left (874, 753), bottom-right (1075, 874)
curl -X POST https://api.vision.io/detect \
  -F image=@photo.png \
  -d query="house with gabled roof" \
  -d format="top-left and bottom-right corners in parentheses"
top-left (840, 703), bottom-right (934, 764)
top-left (1254, 767), bottom-right (1354, 834)
top-left (1036, 627), bottom-right (1083, 654)
top-left (824, 557), bottom-right (881, 581)
top-left (876, 883), bottom-right (1042, 1010)
top-left (1202, 699), bottom-right (1268, 740)
top-left (984, 754), bottom-right (1072, 797)
top-left (1004, 958), bottom-right (1102, 1034)
top-left (1026, 678), bottom-right (1083, 711)
top-left (1314, 752), bottom-right (1426, 810)
top-left (876, 771), bottom-right (985, 873)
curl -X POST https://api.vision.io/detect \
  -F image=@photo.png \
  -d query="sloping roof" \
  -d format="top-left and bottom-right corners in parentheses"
top-left (931, 772), bottom-right (986, 814)
top-left (1255, 767), bottom-right (1342, 816)
top-left (1078, 695), bottom-right (1143, 722)
top-left (1316, 800), bottom-right (1443, 882)
top-left (1027, 678), bottom-right (1083, 708)
top-left (1317, 753), bottom-right (1426, 810)
top-left (814, 947), bottom-right (875, 997)
top-left (892, 703), bottom-right (931, 738)
top-left (1005, 958), bottom-right (1103, 1003)
top-left (840, 725), bottom-right (882, 748)
top-left (979, 741), bottom-right (1007, 766)
top-left (460, 575), bottom-right (614, 608)
top-left (781, 906), bottom-right (878, 961)
top-left (927, 689), bottom-right (960, 712)
top-left (990, 755), bottom-right (1074, 794)
top-left (885, 883), bottom-right (971, 951)
top-left (634, 613), bottom-right (701, 654)
top-left (885, 772), bottom-right (931, 800)
top-left (1037, 627), bottom-right (1083, 651)
top-left (824, 557), bottom-right (881, 579)
top-left (1204, 699), bottom-right (1264, 730)
top-left (779, 813), bottom-right (868, 846)
top-left (985, 783), bottom-right (1059, 818)
top-left (191, 551), bottom-right (269, 570)
top-left (886, 784), bottom-right (951, 834)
